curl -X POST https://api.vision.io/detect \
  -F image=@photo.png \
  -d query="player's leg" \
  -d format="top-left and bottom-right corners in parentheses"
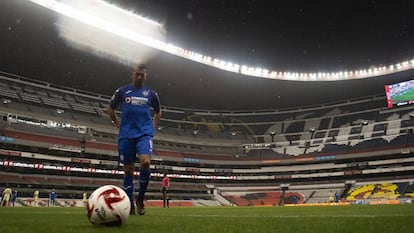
top-left (5, 196), bottom-right (10, 207)
top-left (137, 154), bottom-right (150, 215)
top-left (166, 190), bottom-right (169, 208)
top-left (162, 189), bottom-right (166, 208)
top-left (119, 138), bottom-right (137, 215)
top-left (123, 163), bottom-right (135, 214)
top-left (136, 136), bottom-right (153, 215)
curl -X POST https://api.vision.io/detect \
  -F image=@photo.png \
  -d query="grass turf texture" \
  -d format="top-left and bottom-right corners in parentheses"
top-left (0, 205), bottom-right (413, 233)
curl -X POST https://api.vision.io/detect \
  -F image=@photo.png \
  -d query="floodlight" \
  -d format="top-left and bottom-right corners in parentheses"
top-left (27, 0), bottom-right (414, 81)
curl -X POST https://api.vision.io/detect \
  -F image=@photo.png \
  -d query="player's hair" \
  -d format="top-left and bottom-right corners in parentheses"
top-left (135, 64), bottom-right (147, 71)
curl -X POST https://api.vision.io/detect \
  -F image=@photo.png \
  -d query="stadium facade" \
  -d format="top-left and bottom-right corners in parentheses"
top-left (1, 71), bottom-right (414, 207)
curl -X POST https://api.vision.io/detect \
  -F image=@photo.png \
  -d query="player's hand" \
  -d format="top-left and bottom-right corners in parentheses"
top-left (112, 120), bottom-right (120, 128)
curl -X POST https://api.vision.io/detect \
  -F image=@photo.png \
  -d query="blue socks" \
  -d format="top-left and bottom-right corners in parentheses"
top-left (123, 174), bottom-right (134, 208)
top-left (123, 167), bottom-right (151, 209)
top-left (138, 168), bottom-right (151, 199)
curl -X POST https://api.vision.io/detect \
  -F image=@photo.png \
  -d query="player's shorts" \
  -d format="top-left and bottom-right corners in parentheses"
top-left (118, 136), bottom-right (153, 165)
top-left (162, 187), bottom-right (168, 194)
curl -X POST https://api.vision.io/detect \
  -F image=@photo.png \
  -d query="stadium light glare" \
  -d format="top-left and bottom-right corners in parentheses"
top-left (396, 63), bottom-right (402, 69)
top-left (402, 61), bottom-right (409, 67)
top-left (27, 0), bottom-right (414, 81)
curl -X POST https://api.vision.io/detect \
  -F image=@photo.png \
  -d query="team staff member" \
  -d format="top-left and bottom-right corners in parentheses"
top-left (108, 64), bottom-right (161, 215)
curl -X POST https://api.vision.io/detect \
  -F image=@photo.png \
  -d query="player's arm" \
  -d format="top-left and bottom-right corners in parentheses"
top-left (152, 91), bottom-right (161, 129)
top-left (153, 111), bottom-right (161, 129)
top-left (107, 107), bottom-right (120, 128)
top-left (108, 88), bottom-right (122, 128)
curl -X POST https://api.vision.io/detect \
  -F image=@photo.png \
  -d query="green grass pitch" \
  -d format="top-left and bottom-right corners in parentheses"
top-left (0, 205), bottom-right (413, 233)
top-left (392, 89), bottom-right (414, 102)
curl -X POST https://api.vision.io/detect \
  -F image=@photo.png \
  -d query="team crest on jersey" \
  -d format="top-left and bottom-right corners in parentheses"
top-left (142, 90), bottom-right (149, 97)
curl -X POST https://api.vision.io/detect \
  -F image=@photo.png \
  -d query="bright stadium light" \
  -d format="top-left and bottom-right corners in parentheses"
top-left (27, 0), bottom-right (414, 81)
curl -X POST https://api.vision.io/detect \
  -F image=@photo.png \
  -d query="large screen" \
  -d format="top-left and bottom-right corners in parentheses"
top-left (385, 79), bottom-right (414, 108)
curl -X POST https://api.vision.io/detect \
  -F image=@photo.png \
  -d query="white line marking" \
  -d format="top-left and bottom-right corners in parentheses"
top-left (172, 214), bottom-right (414, 218)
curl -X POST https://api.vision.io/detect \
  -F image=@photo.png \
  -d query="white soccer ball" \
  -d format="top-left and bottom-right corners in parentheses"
top-left (86, 185), bottom-right (131, 226)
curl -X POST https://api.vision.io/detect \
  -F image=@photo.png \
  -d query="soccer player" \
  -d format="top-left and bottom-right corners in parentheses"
top-left (334, 191), bottom-right (340, 203)
top-left (108, 64), bottom-right (161, 215)
top-left (82, 192), bottom-right (87, 207)
top-left (328, 190), bottom-right (334, 203)
top-left (33, 190), bottom-right (39, 207)
top-left (2, 186), bottom-right (12, 207)
top-left (11, 189), bottom-right (17, 207)
top-left (161, 173), bottom-right (170, 208)
top-left (49, 189), bottom-right (56, 207)
top-left (292, 195), bottom-right (298, 205)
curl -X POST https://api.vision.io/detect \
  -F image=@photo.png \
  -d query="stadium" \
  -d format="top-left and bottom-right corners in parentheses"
top-left (1, 0), bottom-right (414, 233)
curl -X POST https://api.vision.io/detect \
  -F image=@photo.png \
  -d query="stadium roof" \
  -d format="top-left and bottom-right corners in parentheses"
top-left (1, 0), bottom-right (414, 110)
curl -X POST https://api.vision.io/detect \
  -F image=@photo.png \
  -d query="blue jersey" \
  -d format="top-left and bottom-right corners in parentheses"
top-left (50, 191), bottom-right (56, 200)
top-left (109, 84), bottom-right (160, 139)
top-left (11, 190), bottom-right (17, 200)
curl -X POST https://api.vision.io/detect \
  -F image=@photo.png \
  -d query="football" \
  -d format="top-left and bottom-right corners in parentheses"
top-left (86, 185), bottom-right (131, 226)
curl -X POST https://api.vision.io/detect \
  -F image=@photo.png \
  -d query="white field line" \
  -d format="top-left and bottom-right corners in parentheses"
top-left (171, 214), bottom-right (413, 218)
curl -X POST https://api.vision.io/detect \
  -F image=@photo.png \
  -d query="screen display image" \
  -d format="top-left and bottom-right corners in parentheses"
top-left (385, 79), bottom-right (414, 108)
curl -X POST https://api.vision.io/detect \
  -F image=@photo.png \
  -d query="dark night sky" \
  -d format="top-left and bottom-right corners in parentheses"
top-left (1, 0), bottom-right (414, 110)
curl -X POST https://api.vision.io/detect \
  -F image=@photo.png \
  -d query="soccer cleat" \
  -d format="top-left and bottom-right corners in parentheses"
top-left (129, 206), bottom-right (136, 215)
top-left (136, 196), bottom-right (145, 215)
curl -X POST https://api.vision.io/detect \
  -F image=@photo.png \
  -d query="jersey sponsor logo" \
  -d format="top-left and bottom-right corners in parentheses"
top-left (125, 96), bottom-right (148, 105)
